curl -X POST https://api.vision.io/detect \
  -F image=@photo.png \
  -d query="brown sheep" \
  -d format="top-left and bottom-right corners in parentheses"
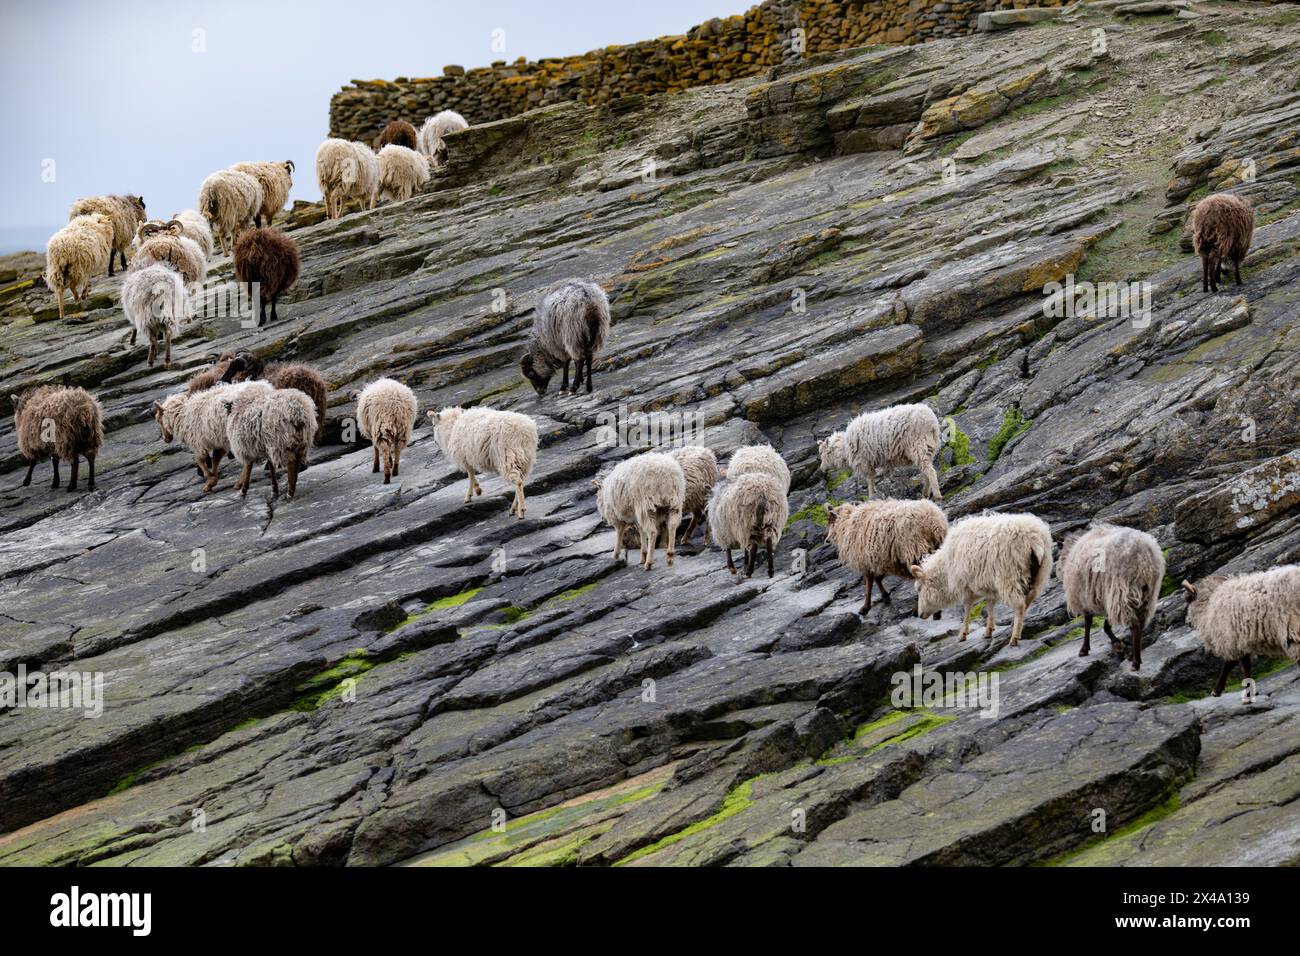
top-left (232, 227), bottom-right (300, 326)
top-left (11, 385), bottom-right (104, 492)
top-left (377, 120), bottom-right (418, 151)
top-left (222, 351), bottom-right (328, 445)
top-left (1191, 193), bottom-right (1255, 293)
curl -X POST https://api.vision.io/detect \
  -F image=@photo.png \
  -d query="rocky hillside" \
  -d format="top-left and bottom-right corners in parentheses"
top-left (1, 1), bottom-right (1298, 866)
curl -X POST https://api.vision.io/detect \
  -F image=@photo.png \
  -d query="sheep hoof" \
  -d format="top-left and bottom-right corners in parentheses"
top-left (1078, 646), bottom-right (1089, 658)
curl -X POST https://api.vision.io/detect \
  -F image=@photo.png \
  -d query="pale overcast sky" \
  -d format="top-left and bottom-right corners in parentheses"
top-left (0, 0), bottom-right (748, 252)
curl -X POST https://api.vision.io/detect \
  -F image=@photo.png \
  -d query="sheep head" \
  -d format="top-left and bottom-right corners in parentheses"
top-left (908, 553), bottom-right (952, 619)
top-left (818, 432), bottom-right (847, 472)
top-left (153, 400), bottom-right (175, 442)
top-left (520, 352), bottom-right (552, 396)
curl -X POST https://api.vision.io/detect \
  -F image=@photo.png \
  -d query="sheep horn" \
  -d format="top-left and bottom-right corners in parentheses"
top-left (1181, 580), bottom-right (1197, 598)
top-left (285, 160), bottom-right (295, 173)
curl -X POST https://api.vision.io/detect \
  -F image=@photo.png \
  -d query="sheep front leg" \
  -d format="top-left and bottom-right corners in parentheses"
top-left (1103, 619), bottom-right (1124, 657)
top-left (1211, 658), bottom-right (1233, 697)
top-left (765, 537), bottom-right (775, 578)
top-left (1234, 260), bottom-right (1244, 286)
top-left (164, 328), bottom-right (172, 368)
top-left (462, 467), bottom-right (476, 502)
top-left (725, 548), bottom-right (736, 575)
top-left (67, 455), bottom-right (80, 492)
top-left (664, 511), bottom-right (680, 567)
top-left (1079, 615), bottom-right (1092, 657)
top-left (268, 462), bottom-right (280, 499)
top-left (862, 576), bottom-right (874, 614)
top-left (865, 469), bottom-right (877, 499)
top-left (959, 602), bottom-right (973, 641)
top-left (383, 445), bottom-right (393, 484)
top-left (129, 327), bottom-right (137, 346)
top-left (584, 349), bottom-right (594, 394)
top-left (1009, 603), bottom-right (1026, 647)
top-left (22, 459), bottom-right (36, 487)
top-left (921, 461), bottom-right (942, 502)
top-left (237, 461), bottom-right (253, 496)
top-left (1129, 626), bottom-right (1142, 672)
top-left (51, 458), bottom-right (61, 490)
top-left (560, 360), bottom-right (570, 393)
top-left (372, 444), bottom-right (380, 474)
top-left (512, 480), bottom-right (526, 518)
top-left (393, 440), bottom-right (405, 477)
top-left (877, 577), bottom-right (891, 604)
top-left (286, 457), bottom-right (299, 499)
top-left (985, 603), bottom-right (996, 640)
top-left (147, 338), bottom-right (157, 367)
top-left (612, 524), bottom-right (625, 563)
top-left (641, 521), bottom-right (657, 570)
top-left (86, 453), bottom-right (96, 492)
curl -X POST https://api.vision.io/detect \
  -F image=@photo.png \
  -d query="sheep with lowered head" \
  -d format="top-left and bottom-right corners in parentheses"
top-left (229, 160), bottom-right (294, 227)
top-left (377, 144), bottom-right (431, 203)
top-left (827, 498), bottom-right (948, 614)
top-left (1183, 565), bottom-right (1300, 697)
top-left (1190, 192), bottom-right (1254, 293)
top-left (723, 444), bottom-right (791, 492)
top-left (595, 452), bottom-right (686, 570)
top-left (122, 261), bottom-right (186, 367)
top-left (377, 120), bottom-right (419, 151)
top-left (708, 472), bottom-right (789, 578)
top-left (418, 110), bottom-right (468, 167)
top-left (1057, 523), bottom-right (1165, 671)
top-left (224, 382), bottom-right (317, 499)
top-left (154, 381), bottom-right (261, 491)
top-left (198, 168), bottom-right (263, 256)
top-left (134, 220), bottom-right (207, 286)
top-left (622, 445), bottom-right (721, 549)
top-left (521, 279), bottom-right (611, 395)
top-left (221, 352), bottom-right (327, 445)
top-left (68, 194), bottom-right (145, 275)
top-left (12, 385), bottom-right (104, 492)
top-left (45, 214), bottom-right (115, 319)
top-left (820, 403), bottom-right (942, 502)
top-left (428, 406), bottom-right (538, 517)
top-left (356, 378), bottom-right (418, 484)
top-left (232, 227), bottom-right (299, 326)
top-left (910, 512), bottom-right (1053, 647)
top-left (316, 138), bottom-right (379, 218)
top-left (171, 209), bottom-right (214, 259)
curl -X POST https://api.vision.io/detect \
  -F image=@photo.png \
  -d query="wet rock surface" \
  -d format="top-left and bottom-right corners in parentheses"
top-left (1, 3), bottom-right (1299, 866)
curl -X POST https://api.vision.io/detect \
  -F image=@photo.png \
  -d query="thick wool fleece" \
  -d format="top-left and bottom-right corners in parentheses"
top-left (431, 406), bottom-right (538, 516)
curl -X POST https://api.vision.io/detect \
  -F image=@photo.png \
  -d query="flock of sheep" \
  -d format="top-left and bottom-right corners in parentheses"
top-left (15, 98), bottom-right (1295, 702)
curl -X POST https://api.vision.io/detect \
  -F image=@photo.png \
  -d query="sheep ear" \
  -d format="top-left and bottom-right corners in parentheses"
top-left (909, 565), bottom-right (924, 580)
top-left (152, 402), bottom-right (163, 415)
top-left (9, 393), bottom-right (17, 405)
top-left (1181, 580), bottom-right (1197, 598)
top-left (826, 508), bottom-right (837, 525)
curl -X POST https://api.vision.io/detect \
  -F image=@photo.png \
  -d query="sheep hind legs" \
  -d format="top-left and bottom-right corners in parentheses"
top-left (66, 455), bottom-right (80, 492)
top-left (509, 479), bottom-right (526, 518)
top-left (50, 458), bottom-right (61, 490)
top-left (236, 461), bottom-right (253, 496)
top-left (392, 440), bottom-right (404, 477)
top-left (22, 459), bottom-right (36, 487)
top-left (1008, 601), bottom-right (1028, 647)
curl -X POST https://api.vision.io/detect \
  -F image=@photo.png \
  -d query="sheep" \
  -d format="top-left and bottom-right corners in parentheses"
top-left (198, 168), bottom-right (263, 256)
top-left (44, 214), bottom-right (114, 319)
top-left (1057, 523), bottom-right (1165, 671)
top-left (232, 227), bottom-right (300, 326)
top-left (826, 498), bottom-right (948, 614)
top-left (707, 473), bottom-right (789, 578)
top-left (315, 138), bottom-right (379, 218)
top-left (377, 144), bottom-right (431, 203)
top-left (153, 381), bottom-right (263, 491)
top-left (171, 209), bottom-right (214, 259)
top-left (723, 444), bottom-right (791, 492)
top-left (1183, 566), bottom-right (1300, 697)
top-left (1191, 192), bottom-right (1255, 293)
top-left (819, 403), bottom-right (942, 502)
top-left (134, 220), bottom-right (207, 286)
top-left (909, 512), bottom-right (1053, 647)
top-left (418, 109), bottom-right (468, 167)
top-left (68, 194), bottom-right (145, 275)
top-left (377, 120), bottom-right (419, 151)
top-left (672, 446), bottom-right (722, 544)
top-left (229, 160), bottom-right (294, 227)
top-left (428, 406), bottom-right (538, 517)
top-left (11, 385), bottom-right (104, 492)
top-left (121, 262), bottom-right (186, 367)
top-left (594, 452), bottom-right (686, 570)
top-left (520, 279), bottom-right (611, 395)
top-left (224, 383), bottom-right (317, 499)
top-left (221, 352), bottom-right (327, 444)
top-left (186, 352), bottom-right (238, 396)
top-left (356, 378), bottom-right (418, 484)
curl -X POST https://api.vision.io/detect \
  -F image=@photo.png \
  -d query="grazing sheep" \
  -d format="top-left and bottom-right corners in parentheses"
top-left (377, 144), bottom-right (431, 203)
top-left (418, 109), bottom-right (468, 167)
top-left (198, 169), bottom-right (263, 256)
top-left (826, 498), bottom-right (948, 614)
top-left (122, 262), bottom-right (186, 367)
top-left (356, 378), bottom-right (418, 484)
top-left (229, 161), bottom-right (294, 227)
top-left (221, 352), bottom-right (327, 444)
top-left (224, 383), bottom-right (317, 499)
top-left (68, 194), bottom-right (145, 275)
top-left (44, 214), bottom-right (114, 319)
top-left (171, 209), bottom-right (215, 259)
top-left (672, 446), bottom-right (721, 544)
top-left (154, 381), bottom-right (263, 491)
top-left (724, 444), bottom-right (791, 492)
top-left (428, 406), bottom-right (538, 517)
top-left (1057, 523), bottom-right (1165, 671)
top-left (1183, 566), bottom-right (1300, 697)
top-left (910, 512), bottom-right (1053, 647)
top-left (377, 120), bottom-right (419, 151)
top-left (820, 403), bottom-right (942, 502)
top-left (1191, 192), bottom-right (1255, 293)
top-left (520, 279), bottom-right (611, 395)
top-left (315, 138), bottom-right (379, 218)
top-left (707, 473), bottom-right (789, 578)
top-left (11, 385), bottom-right (104, 492)
top-left (186, 352), bottom-right (238, 396)
top-left (595, 452), bottom-right (686, 570)
top-left (232, 227), bottom-right (299, 326)
top-left (134, 220), bottom-right (207, 286)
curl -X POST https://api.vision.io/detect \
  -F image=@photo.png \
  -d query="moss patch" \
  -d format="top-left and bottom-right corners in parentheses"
top-left (387, 586), bottom-right (483, 632)
top-left (615, 777), bottom-right (760, 865)
top-left (1045, 793), bottom-right (1181, 866)
top-left (987, 406), bottom-right (1031, 462)
top-left (288, 650), bottom-right (377, 711)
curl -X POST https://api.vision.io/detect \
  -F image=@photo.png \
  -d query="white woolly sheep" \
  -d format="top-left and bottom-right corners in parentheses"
top-left (1183, 565), bottom-right (1300, 697)
top-left (198, 168), bottom-right (263, 256)
top-left (12, 385), bottom-right (104, 493)
top-left (45, 214), bottom-right (114, 319)
top-left (224, 383), bottom-right (317, 499)
top-left (418, 110), bottom-right (468, 167)
top-left (826, 498), bottom-right (948, 614)
top-left (520, 279), bottom-right (611, 395)
top-left (707, 473), bottom-right (789, 578)
top-left (68, 194), bottom-right (145, 275)
top-left (134, 220), bottom-right (207, 286)
top-left (171, 209), bottom-right (214, 259)
top-left (723, 444), bottom-right (791, 492)
top-left (356, 378), bottom-right (418, 484)
top-left (594, 452), bottom-right (686, 570)
top-left (820, 403), bottom-right (942, 502)
top-left (122, 262), bottom-right (186, 367)
top-left (910, 512), bottom-right (1053, 647)
top-left (672, 445), bottom-right (721, 544)
top-left (428, 406), bottom-right (538, 518)
top-left (1057, 523), bottom-right (1165, 671)
top-left (154, 381), bottom-right (264, 491)
top-left (316, 138), bottom-right (379, 219)
top-left (377, 144), bottom-right (431, 203)
top-left (229, 160), bottom-right (294, 227)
